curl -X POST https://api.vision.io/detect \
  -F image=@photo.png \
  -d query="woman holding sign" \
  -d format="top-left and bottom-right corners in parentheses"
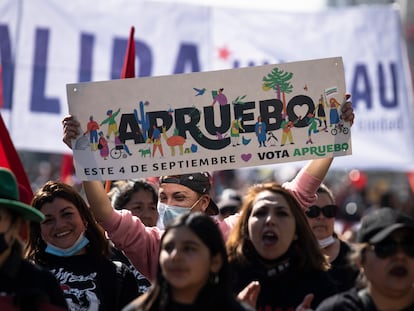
top-left (61, 95), bottom-right (354, 283)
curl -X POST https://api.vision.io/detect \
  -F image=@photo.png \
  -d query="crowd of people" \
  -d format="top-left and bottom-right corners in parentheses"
top-left (1, 95), bottom-right (414, 311)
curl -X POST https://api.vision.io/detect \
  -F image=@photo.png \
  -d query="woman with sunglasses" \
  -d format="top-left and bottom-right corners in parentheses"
top-left (316, 207), bottom-right (414, 311)
top-left (304, 184), bottom-right (359, 292)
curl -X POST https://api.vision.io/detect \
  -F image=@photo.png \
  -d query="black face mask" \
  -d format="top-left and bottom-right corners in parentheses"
top-left (0, 233), bottom-right (10, 255)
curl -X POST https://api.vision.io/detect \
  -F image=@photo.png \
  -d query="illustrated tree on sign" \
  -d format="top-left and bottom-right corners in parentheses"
top-left (262, 68), bottom-right (293, 115)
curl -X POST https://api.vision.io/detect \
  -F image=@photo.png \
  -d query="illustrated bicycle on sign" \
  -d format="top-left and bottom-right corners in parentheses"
top-left (331, 121), bottom-right (349, 135)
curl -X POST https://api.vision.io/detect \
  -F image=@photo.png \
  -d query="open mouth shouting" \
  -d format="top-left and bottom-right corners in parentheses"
top-left (263, 230), bottom-right (278, 246)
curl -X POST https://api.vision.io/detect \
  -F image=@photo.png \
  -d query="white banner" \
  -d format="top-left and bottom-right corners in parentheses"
top-left (211, 6), bottom-right (414, 171)
top-left (1, 1), bottom-right (413, 170)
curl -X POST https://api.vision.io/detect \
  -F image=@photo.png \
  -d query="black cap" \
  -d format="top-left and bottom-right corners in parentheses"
top-left (159, 172), bottom-right (219, 216)
top-left (217, 188), bottom-right (242, 214)
top-left (357, 207), bottom-right (414, 244)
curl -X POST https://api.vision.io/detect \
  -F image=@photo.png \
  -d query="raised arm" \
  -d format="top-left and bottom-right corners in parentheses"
top-left (303, 94), bottom-right (354, 180)
top-left (283, 95), bottom-right (354, 209)
top-left (62, 115), bottom-right (112, 222)
top-left (301, 157), bottom-right (333, 182)
top-left (63, 115), bottom-right (161, 281)
top-left (82, 180), bottom-right (113, 222)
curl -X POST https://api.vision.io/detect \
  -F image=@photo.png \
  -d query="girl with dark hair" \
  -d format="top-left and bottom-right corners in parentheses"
top-left (109, 179), bottom-right (158, 227)
top-left (123, 212), bottom-right (252, 311)
top-left (227, 183), bottom-right (337, 310)
top-left (26, 181), bottom-right (139, 311)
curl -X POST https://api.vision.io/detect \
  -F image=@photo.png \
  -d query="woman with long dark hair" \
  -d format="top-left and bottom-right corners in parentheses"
top-left (26, 181), bottom-right (139, 311)
top-left (227, 183), bottom-right (337, 310)
top-left (123, 212), bottom-right (251, 311)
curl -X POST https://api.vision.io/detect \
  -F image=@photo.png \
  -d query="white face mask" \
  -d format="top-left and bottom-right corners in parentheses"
top-left (318, 235), bottom-right (336, 248)
top-left (156, 196), bottom-right (203, 229)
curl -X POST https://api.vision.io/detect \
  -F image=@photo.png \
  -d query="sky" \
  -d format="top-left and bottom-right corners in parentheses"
top-left (149, 0), bottom-right (327, 11)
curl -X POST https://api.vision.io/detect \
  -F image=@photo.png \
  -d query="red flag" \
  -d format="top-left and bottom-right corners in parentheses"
top-left (0, 65), bottom-right (3, 109)
top-left (105, 26), bottom-right (136, 192)
top-left (120, 26), bottom-right (136, 79)
top-left (408, 172), bottom-right (414, 193)
top-left (0, 113), bottom-right (32, 240)
top-left (0, 113), bottom-right (33, 202)
top-left (60, 153), bottom-right (74, 184)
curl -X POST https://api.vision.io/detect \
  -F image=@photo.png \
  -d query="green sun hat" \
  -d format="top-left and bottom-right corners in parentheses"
top-left (0, 168), bottom-right (44, 222)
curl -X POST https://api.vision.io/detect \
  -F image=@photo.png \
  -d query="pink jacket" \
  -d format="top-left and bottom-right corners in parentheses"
top-left (100, 168), bottom-right (319, 281)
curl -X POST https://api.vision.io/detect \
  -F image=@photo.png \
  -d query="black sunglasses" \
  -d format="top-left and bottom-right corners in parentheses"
top-left (305, 204), bottom-right (337, 218)
top-left (369, 238), bottom-right (414, 259)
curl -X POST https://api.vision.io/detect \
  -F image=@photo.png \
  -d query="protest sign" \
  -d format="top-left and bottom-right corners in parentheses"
top-left (67, 56), bottom-right (350, 180)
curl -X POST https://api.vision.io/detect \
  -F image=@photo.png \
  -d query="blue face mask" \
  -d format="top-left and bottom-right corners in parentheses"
top-left (157, 203), bottom-right (191, 230)
top-left (157, 196), bottom-right (204, 229)
top-left (45, 232), bottom-right (90, 257)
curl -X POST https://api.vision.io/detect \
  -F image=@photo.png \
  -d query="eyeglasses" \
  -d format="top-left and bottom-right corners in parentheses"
top-left (369, 238), bottom-right (414, 259)
top-left (305, 205), bottom-right (337, 218)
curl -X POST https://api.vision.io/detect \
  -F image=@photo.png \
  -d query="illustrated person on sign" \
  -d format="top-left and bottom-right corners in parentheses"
top-left (83, 115), bottom-right (100, 151)
top-left (151, 124), bottom-right (164, 157)
top-left (100, 108), bottom-right (121, 139)
top-left (304, 111), bottom-right (322, 145)
top-left (328, 98), bottom-right (341, 127)
top-left (317, 95), bottom-right (328, 132)
top-left (114, 131), bottom-right (133, 156)
top-left (231, 117), bottom-right (245, 147)
top-left (254, 116), bottom-right (267, 148)
top-left (98, 131), bottom-right (109, 160)
top-left (280, 114), bottom-right (299, 146)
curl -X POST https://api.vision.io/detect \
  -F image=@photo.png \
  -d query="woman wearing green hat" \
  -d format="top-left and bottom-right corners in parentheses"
top-left (0, 168), bottom-right (68, 311)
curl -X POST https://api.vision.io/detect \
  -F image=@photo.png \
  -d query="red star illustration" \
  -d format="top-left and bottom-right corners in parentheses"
top-left (217, 46), bottom-right (231, 60)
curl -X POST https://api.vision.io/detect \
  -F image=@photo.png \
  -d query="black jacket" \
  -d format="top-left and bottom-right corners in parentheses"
top-left (317, 288), bottom-right (414, 311)
top-left (328, 240), bottom-right (360, 292)
top-left (230, 252), bottom-right (338, 310)
top-left (0, 242), bottom-right (68, 310)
